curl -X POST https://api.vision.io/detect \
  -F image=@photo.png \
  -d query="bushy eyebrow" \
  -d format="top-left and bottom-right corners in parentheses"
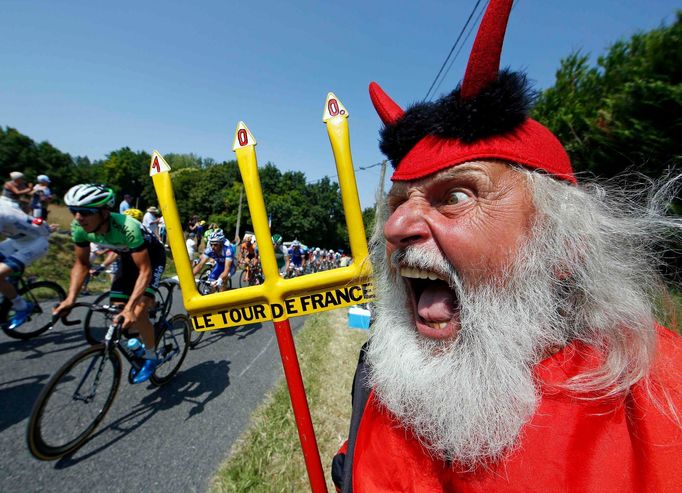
top-left (387, 165), bottom-right (492, 205)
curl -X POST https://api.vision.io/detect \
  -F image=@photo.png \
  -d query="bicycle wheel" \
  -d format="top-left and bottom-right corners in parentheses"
top-left (2, 281), bottom-right (66, 340)
top-left (189, 329), bottom-right (205, 349)
top-left (27, 345), bottom-right (122, 460)
top-left (155, 281), bottom-right (174, 320)
top-left (239, 269), bottom-right (250, 288)
top-left (249, 267), bottom-right (264, 286)
top-left (150, 314), bottom-right (190, 386)
top-left (83, 291), bottom-right (116, 345)
top-left (188, 308), bottom-right (205, 349)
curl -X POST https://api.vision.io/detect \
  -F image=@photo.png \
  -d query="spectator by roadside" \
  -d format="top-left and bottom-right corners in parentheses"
top-left (30, 175), bottom-right (53, 220)
top-left (2, 171), bottom-right (32, 210)
top-left (119, 193), bottom-right (133, 214)
top-left (143, 206), bottom-right (161, 239)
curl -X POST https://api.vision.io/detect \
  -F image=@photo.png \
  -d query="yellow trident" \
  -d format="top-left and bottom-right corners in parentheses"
top-left (150, 93), bottom-right (373, 330)
top-left (150, 92), bottom-right (374, 492)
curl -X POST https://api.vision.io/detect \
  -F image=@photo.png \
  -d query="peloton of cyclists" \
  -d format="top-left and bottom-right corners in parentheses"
top-left (192, 229), bottom-right (235, 293)
top-left (53, 184), bottom-right (166, 384)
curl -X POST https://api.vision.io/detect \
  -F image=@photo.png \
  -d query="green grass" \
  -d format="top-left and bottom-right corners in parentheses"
top-left (210, 310), bottom-right (368, 493)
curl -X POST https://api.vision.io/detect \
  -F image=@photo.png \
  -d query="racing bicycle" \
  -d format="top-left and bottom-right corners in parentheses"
top-left (26, 301), bottom-right (190, 460)
top-left (190, 270), bottom-right (234, 349)
top-left (0, 272), bottom-right (65, 340)
top-left (239, 261), bottom-right (263, 287)
top-left (197, 268), bottom-right (232, 295)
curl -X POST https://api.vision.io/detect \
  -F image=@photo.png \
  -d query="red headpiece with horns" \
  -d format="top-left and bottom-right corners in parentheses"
top-left (370, 0), bottom-right (575, 183)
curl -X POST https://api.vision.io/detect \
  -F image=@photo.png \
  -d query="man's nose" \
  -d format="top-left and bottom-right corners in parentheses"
top-left (383, 201), bottom-right (430, 248)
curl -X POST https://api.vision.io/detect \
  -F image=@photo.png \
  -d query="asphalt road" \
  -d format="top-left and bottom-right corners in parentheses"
top-left (0, 278), bottom-right (306, 492)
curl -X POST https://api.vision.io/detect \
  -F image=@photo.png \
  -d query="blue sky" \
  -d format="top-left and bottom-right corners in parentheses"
top-left (1, 0), bottom-right (679, 209)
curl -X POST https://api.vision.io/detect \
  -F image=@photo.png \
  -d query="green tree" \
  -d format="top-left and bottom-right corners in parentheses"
top-left (99, 147), bottom-right (152, 207)
top-left (0, 126), bottom-right (98, 201)
top-left (532, 12), bottom-right (682, 178)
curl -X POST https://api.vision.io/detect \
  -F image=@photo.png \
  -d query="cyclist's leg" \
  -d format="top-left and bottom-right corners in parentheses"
top-left (208, 263), bottom-right (222, 293)
top-left (110, 254), bottom-right (155, 347)
top-left (114, 243), bottom-right (164, 348)
top-left (0, 236), bottom-right (48, 318)
top-left (0, 262), bottom-right (18, 302)
top-left (135, 244), bottom-right (166, 349)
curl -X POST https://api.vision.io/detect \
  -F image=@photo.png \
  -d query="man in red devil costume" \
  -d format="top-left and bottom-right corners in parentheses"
top-left (332, 1), bottom-right (682, 491)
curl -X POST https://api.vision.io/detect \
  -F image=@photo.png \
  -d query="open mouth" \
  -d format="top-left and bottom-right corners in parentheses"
top-left (400, 266), bottom-right (461, 340)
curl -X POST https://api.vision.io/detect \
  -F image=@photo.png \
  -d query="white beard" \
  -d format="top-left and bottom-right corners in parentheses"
top-left (366, 241), bottom-right (569, 468)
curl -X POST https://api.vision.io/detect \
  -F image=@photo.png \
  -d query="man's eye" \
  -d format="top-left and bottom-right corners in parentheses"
top-left (447, 191), bottom-right (470, 204)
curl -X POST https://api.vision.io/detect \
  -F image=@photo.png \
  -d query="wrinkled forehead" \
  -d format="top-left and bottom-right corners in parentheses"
top-left (387, 161), bottom-right (507, 200)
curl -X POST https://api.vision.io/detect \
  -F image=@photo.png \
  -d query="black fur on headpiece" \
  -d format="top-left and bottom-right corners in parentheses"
top-left (379, 69), bottom-right (536, 167)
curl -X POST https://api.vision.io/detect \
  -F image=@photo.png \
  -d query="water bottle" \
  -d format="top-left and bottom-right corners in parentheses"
top-left (127, 338), bottom-right (146, 358)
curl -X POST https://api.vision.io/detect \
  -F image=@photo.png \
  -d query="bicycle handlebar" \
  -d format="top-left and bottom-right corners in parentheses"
top-left (52, 301), bottom-right (120, 327)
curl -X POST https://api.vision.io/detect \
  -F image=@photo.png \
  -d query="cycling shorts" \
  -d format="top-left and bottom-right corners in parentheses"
top-left (209, 261), bottom-right (236, 281)
top-left (110, 241), bottom-right (166, 301)
top-left (0, 236), bottom-right (49, 273)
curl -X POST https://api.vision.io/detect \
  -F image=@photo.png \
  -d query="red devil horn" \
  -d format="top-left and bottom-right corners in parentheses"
top-left (369, 82), bottom-right (405, 125)
top-left (461, 0), bottom-right (514, 100)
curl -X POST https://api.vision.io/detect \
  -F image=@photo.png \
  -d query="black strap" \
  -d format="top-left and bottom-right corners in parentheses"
top-left (332, 340), bottom-right (372, 493)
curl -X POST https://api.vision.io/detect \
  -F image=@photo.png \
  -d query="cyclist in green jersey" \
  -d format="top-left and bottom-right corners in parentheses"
top-left (53, 184), bottom-right (166, 383)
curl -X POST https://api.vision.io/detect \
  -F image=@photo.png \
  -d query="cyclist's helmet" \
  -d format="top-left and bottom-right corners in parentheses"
top-left (208, 229), bottom-right (226, 244)
top-left (123, 208), bottom-right (143, 221)
top-left (291, 240), bottom-right (301, 248)
top-left (64, 184), bottom-right (115, 209)
top-left (272, 234), bottom-right (282, 246)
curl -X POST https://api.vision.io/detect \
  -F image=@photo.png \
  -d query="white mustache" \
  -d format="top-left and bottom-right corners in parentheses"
top-left (390, 246), bottom-right (463, 291)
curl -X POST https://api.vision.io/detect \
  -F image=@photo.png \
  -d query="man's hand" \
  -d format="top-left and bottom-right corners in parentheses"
top-left (114, 307), bottom-right (138, 329)
top-left (52, 299), bottom-right (75, 318)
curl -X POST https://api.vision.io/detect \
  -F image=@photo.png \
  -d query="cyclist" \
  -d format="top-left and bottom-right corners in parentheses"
top-left (272, 234), bottom-right (287, 276)
top-left (0, 197), bottom-right (51, 329)
top-left (286, 240), bottom-right (307, 275)
top-left (192, 230), bottom-right (235, 293)
top-left (53, 184), bottom-right (166, 384)
top-left (239, 234), bottom-right (259, 268)
top-left (86, 208), bottom-right (145, 290)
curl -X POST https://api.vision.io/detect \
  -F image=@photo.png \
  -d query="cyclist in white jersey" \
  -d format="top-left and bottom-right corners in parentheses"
top-left (0, 198), bottom-right (51, 328)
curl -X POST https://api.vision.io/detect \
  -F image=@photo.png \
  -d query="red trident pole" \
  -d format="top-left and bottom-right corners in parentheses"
top-left (273, 319), bottom-right (328, 493)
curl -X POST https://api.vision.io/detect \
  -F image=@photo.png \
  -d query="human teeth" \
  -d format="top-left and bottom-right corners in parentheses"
top-left (400, 267), bottom-right (444, 281)
top-left (426, 321), bottom-right (448, 330)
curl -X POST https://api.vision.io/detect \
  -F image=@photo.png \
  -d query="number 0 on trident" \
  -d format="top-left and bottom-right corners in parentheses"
top-left (149, 93), bottom-right (374, 493)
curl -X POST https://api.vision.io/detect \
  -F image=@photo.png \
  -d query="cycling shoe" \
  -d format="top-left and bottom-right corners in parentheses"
top-left (8, 302), bottom-right (35, 330)
top-left (130, 357), bottom-right (162, 384)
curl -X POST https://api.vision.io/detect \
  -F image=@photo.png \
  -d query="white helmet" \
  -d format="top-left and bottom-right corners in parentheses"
top-left (208, 230), bottom-right (226, 244)
top-left (64, 184), bottom-right (116, 208)
top-left (37, 174), bottom-right (51, 183)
